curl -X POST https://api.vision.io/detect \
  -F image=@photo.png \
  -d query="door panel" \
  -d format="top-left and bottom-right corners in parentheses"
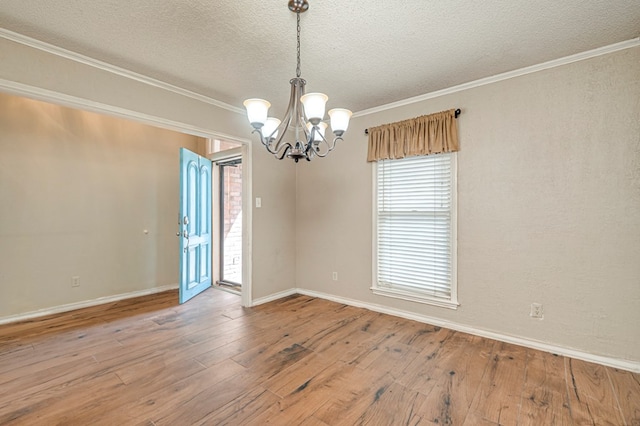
top-left (179, 148), bottom-right (212, 303)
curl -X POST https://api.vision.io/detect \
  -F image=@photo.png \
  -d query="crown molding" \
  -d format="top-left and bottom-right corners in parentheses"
top-left (3, 28), bottom-right (638, 129)
top-left (353, 37), bottom-right (640, 118)
top-left (0, 28), bottom-right (244, 115)
top-left (0, 78), bottom-right (251, 145)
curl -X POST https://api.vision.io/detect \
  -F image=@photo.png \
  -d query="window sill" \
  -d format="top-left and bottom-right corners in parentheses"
top-left (371, 286), bottom-right (459, 310)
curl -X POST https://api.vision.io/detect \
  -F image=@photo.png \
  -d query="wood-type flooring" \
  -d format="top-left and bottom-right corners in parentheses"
top-left (1, 289), bottom-right (638, 425)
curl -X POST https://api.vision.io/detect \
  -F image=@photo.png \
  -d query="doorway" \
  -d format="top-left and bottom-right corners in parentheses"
top-left (207, 139), bottom-right (245, 297)
top-left (217, 156), bottom-right (243, 291)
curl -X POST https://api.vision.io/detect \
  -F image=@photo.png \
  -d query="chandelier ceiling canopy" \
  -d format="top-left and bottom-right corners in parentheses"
top-left (243, 0), bottom-right (352, 162)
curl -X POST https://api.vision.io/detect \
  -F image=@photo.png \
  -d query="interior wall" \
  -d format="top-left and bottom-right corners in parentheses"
top-left (295, 46), bottom-right (640, 362)
top-left (0, 92), bottom-right (200, 316)
top-left (252, 153), bottom-right (296, 299)
top-left (0, 37), bottom-right (297, 313)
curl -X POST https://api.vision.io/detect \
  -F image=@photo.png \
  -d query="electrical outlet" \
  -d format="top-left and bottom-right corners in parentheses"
top-left (530, 303), bottom-right (543, 319)
top-left (332, 272), bottom-right (338, 281)
top-left (72, 276), bottom-right (80, 287)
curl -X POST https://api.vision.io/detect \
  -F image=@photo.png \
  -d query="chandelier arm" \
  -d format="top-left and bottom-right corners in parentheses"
top-left (327, 136), bottom-right (341, 152)
top-left (252, 128), bottom-right (272, 152)
top-left (303, 125), bottom-right (329, 156)
top-left (312, 134), bottom-right (343, 158)
top-left (254, 128), bottom-right (296, 161)
top-left (271, 113), bottom-right (293, 152)
top-left (252, 128), bottom-right (281, 155)
top-left (268, 77), bottom-right (304, 154)
top-left (317, 128), bottom-right (334, 149)
top-left (275, 143), bottom-right (293, 160)
top-left (292, 77), bottom-right (306, 143)
top-left (296, 110), bottom-right (310, 145)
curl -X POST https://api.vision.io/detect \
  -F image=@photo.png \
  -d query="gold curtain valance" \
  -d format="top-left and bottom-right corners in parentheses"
top-left (366, 109), bottom-right (460, 162)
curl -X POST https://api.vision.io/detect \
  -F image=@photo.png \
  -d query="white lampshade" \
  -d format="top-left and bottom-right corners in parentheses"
top-left (328, 108), bottom-right (353, 133)
top-left (262, 117), bottom-right (281, 140)
top-left (243, 98), bottom-right (270, 127)
top-left (300, 92), bottom-right (328, 123)
top-left (306, 122), bottom-right (327, 142)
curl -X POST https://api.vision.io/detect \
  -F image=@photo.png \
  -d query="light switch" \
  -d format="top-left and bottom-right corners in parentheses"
top-left (256, 197), bottom-right (262, 208)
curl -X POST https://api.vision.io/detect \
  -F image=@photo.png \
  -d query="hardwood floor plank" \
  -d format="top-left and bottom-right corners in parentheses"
top-left (310, 324), bottom-right (379, 364)
top-left (359, 311), bottom-right (406, 335)
top-left (412, 333), bottom-right (495, 425)
top-left (466, 341), bottom-right (528, 425)
top-left (565, 358), bottom-right (626, 425)
top-left (238, 341), bottom-right (314, 383)
top-left (182, 315), bottom-right (260, 344)
top-left (357, 339), bottom-right (424, 381)
top-left (461, 410), bottom-right (502, 425)
top-left (231, 331), bottom-right (301, 368)
top-left (263, 352), bottom-right (334, 397)
top-left (0, 337), bottom-right (118, 386)
top-left (0, 354), bottom-right (102, 407)
top-left (150, 373), bottom-right (267, 425)
top-left (120, 358), bottom-right (247, 423)
top-left (518, 350), bottom-right (572, 425)
top-left (0, 372), bottom-right (126, 425)
top-left (262, 364), bottom-right (391, 425)
top-left (194, 330), bottom-right (276, 368)
top-left (394, 327), bottom-right (457, 393)
top-left (194, 387), bottom-right (281, 425)
top-left (0, 288), bottom-right (636, 425)
top-left (328, 380), bottom-right (423, 426)
top-left (607, 366), bottom-right (640, 425)
top-left (298, 416), bottom-right (332, 426)
top-left (68, 358), bottom-right (207, 426)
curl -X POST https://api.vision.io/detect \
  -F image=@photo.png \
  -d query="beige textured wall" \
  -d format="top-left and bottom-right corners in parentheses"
top-left (0, 38), bottom-right (296, 311)
top-left (252, 154), bottom-right (296, 298)
top-left (0, 93), bottom-right (200, 316)
top-left (296, 47), bottom-right (640, 362)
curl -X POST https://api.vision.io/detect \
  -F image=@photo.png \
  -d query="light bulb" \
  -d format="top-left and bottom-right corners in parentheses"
top-left (328, 108), bottom-right (353, 136)
top-left (243, 98), bottom-right (270, 128)
top-left (262, 117), bottom-right (281, 140)
top-left (300, 93), bottom-right (328, 124)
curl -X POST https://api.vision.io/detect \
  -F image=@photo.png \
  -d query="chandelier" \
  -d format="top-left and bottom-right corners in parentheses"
top-left (243, 0), bottom-right (352, 162)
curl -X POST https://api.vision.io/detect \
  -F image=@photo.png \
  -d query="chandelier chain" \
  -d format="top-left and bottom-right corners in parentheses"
top-left (296, 12), bottom-right (301, 78)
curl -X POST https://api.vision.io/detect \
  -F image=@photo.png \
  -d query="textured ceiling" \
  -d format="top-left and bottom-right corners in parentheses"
top-left (1, 1), bottom-right (639, 116)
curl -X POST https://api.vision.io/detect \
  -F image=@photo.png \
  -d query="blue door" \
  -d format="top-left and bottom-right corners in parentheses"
top-left (179, 148), bottom-right (212, 304)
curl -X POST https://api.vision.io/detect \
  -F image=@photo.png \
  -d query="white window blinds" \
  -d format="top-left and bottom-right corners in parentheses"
top-left (375, 153), bottom-right (456, 306)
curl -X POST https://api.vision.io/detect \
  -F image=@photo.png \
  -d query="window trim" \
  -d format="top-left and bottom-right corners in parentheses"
top-left (371, 153), bottom-right (459, 309)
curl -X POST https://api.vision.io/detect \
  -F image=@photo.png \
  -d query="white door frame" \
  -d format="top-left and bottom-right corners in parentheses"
top-left (0, 81), bottom-right (254, 308)
top-left (208, 147), bottom-right (244, 294)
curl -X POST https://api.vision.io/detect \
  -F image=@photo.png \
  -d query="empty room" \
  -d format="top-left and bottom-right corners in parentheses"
top-left (1, 1), bottom-right (639, 424)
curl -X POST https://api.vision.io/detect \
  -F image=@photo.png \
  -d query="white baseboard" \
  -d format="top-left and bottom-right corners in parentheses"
top-left (0, 285), bottom-right (178, 326)
top-left (250, 288), bottom-right (298, 307)
top-left (262, 288), bottom-right (640, 373)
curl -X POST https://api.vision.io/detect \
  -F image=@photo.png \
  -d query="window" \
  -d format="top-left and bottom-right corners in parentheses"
top-left (372, 153), bottom-right (458, 309)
